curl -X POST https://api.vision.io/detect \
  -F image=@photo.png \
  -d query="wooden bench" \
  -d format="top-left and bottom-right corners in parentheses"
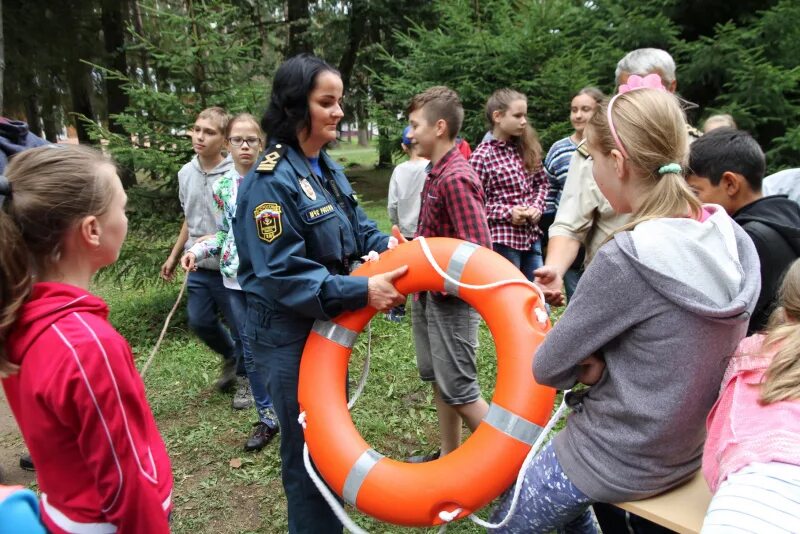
top-left (614, 471), bottom-right (712, 534)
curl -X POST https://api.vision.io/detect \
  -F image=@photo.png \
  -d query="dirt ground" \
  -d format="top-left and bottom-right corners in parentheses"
top-left (0, 388), bottom-right (36, 486)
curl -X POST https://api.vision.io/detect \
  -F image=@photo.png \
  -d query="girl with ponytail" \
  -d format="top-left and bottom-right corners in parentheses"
top-left (702, 258), bottom-right (800, 531)
top-left (490, 75), bottom-right (760, 532)
top-left (0, 146), bottom-right (172, 533)
top-left (469, 89), bottom-right (549, 280)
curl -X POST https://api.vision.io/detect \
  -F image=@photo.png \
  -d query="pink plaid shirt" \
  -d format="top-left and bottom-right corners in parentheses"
top-left (469, 139), bottom-right (549, 250)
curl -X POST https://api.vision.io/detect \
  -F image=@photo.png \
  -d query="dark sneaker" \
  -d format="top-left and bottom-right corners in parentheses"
top-left (406, 449), bottom-right (441, 463)
top-left (244, 422), bottom-right (279, 452)
top-left (215, 358), bottom-right (237, 392)
top-left (19, 453), bottom-right (35, 471)
top-left (232, 376), bottom-right (254, 410)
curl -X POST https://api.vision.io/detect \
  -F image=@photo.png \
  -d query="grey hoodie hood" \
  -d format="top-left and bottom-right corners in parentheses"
top-left (613, 205), bottom-right (760, 323)
top-left (190, 153), bottom-right (232, 177)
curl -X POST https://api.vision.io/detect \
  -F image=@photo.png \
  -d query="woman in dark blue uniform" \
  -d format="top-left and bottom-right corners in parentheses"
top-left (232, 54), bottom-right (407, 533)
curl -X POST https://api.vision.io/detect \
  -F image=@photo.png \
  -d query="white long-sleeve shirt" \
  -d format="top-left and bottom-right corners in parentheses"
top-left (387, 159), bottom-right (429, 238)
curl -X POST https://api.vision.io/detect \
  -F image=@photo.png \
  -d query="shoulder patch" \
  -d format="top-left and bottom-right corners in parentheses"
top-left (254, 202), bottom-right (283, 243)
top-left (576, 141), bottom-right (590, 159)
top-left (256, 144), bottom-right (287, 173)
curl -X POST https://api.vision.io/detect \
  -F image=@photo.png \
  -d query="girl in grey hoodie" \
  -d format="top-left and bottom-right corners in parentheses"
top-left (491, 77), bottom-right (760, 533)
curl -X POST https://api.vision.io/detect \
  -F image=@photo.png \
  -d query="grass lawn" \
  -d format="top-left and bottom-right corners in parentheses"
top-left (90, 146), bottom-right (562, 533)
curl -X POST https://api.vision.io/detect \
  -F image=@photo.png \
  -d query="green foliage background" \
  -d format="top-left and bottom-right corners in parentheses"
top-left (39, 0), bottom-right (796, 286)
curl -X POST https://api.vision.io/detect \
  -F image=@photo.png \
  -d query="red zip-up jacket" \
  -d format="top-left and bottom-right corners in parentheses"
top-left (2, 283), bottom-right (173, 533)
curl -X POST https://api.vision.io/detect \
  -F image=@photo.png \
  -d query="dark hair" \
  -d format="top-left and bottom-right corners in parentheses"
top-left (688, 128), bottom-right (766, 191)
top-left (407, 86), bottom-right (464, 140)
top-left (262, 54), bottom-right (340, 146)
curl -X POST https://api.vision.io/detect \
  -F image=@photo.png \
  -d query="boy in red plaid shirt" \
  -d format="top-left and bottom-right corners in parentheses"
top-left (406, 87), bottom-right (492, 461)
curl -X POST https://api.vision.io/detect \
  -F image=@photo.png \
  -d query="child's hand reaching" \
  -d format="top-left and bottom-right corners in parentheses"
top-left (180, 252), bottom-right (197, 272)
top-left (577, 354), bottom-right (606, 385)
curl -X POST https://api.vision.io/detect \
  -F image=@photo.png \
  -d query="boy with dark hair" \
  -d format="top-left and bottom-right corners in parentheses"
top-left (688, 128), bottom-right (800, 333)
top-left (405, 86), bottom-right (492, 460)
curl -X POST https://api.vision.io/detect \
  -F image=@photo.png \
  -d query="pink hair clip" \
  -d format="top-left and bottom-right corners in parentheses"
top-left (607, 73), bottom-right (667, 158)
top-left (618, 73), bottom-right (666, 94)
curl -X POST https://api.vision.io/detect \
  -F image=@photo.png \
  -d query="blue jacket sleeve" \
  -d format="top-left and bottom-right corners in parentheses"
top-left (238, 172), bottom-right (369, 320)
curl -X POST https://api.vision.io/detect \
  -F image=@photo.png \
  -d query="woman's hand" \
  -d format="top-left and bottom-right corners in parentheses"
top-left (576, 354), bottom-right (606, 385)
top-left (180, 252), bottom-right (197, 272)
top-left (367, 265), bottom-right (408, 311)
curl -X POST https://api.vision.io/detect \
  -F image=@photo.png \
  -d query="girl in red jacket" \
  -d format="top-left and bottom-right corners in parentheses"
top-left (0, 145), bottom-right (173, 533)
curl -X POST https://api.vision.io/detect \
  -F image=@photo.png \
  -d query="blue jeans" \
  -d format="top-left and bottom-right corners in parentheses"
top-left (228, 289), bottom-right (277, 427)
top-left (490, 441), bottom-right (597, 533)
top-left (494, 241), bottom-right (544, 282)
top-left (564, 269), bottom-right (582, 303)
top-left (246, 302), bottom-right (342, 534)
top-left (186, 269), bottom-right (245, 375)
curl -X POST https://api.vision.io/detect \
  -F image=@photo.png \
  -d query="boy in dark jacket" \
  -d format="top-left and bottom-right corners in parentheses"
top-left (688, 128), bottom-right (800, 333)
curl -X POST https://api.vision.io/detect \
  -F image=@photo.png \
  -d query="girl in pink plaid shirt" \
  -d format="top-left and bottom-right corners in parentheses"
top-left (702, 258), bottom-right (800, 531)
top-left (469, 89), bottom-right (549, 281)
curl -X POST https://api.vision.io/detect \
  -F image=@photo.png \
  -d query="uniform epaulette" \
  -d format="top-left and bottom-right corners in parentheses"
top-left (686, 124), bottom-right (703, 140)
top-left (576, 140), bottom-right (590, 159)
top-left (256, 143), bottom-right (287, 173)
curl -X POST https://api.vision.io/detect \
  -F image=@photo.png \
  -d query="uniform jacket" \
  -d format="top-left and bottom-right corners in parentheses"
top-left (233, 144), bottom-right (389, 343)
top-left (2, 283), bottom-right (173, 534)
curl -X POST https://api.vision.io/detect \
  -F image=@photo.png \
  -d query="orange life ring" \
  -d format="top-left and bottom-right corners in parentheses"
top-left (298, 237), bottom-right (555, 527)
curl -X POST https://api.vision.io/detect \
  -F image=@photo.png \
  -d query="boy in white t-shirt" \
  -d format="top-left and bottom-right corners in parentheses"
top-left (386, 126), bottom-right (429, 321)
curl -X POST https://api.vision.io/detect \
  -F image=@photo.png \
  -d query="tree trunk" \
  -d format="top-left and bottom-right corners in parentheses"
top-left (67, 62), bottom-right (96, 144)
top-left (378, 126), bottom-right (393, 168)
top-left (101, 0), bottom-right (130, 135)
top-left (356, 99), bottom-right (369, 147)
top-left (42, 102), bottom-right (59, 143)
top-left (287, 0), bottom-right (313, 56)
top-left (102, 0), bottom-right (136, 187)
top-left (23, 87), bottom-right (43, 137)
top-left (338, 0), bottom-right (367, 92)
top-left (130, 0), bottom-right (151, 85)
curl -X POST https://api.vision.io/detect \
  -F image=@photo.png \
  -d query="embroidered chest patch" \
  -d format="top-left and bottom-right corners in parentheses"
top-left (304, 203), bottom-right (335, 222)
top-left (299, 178), bottom-right (317, 201)
top-left (254, 202), bottom-right (283, 243)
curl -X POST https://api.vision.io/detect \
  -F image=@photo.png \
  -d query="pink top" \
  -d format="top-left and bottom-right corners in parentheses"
top-left (702, 334), bottom-right (800, 491)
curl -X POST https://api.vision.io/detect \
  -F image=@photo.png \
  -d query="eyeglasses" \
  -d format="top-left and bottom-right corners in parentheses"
top-left (228, 136), bottom-right (261, 147)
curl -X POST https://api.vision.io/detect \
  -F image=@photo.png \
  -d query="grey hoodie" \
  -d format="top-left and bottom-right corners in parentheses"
top-left (534, 206), bottom-right (760, 502)
top-left (178, 154), bottom-right (233, 270)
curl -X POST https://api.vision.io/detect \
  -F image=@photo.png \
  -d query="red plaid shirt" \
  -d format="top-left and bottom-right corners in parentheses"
top-left (415, 147), bottom-right (491, 248)
top-left (469, 139), bottom-right (549, 250)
